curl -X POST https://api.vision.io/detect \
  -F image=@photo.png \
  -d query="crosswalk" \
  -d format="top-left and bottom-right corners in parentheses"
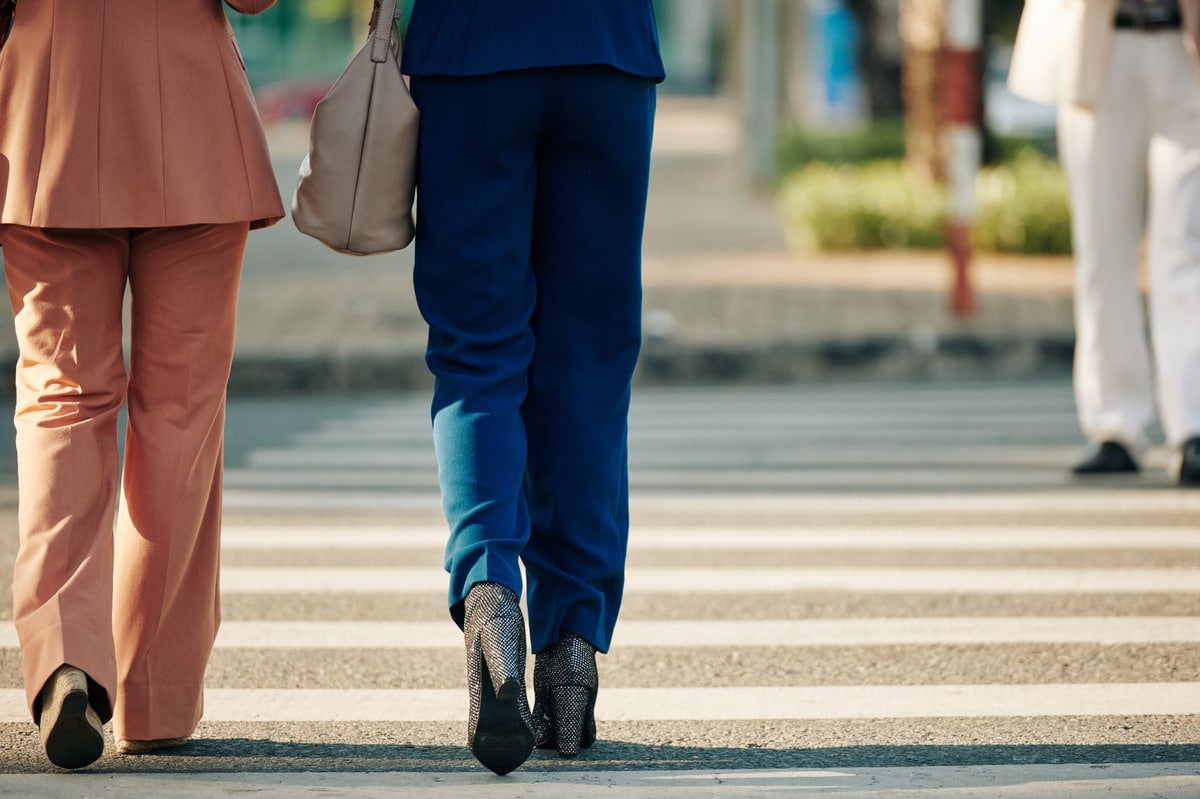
top-left (3, 379), bottom-right (1199, 796)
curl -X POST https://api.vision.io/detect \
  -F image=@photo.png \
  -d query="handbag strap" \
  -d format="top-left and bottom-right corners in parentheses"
top-left (368, 0), bottom-right (402, 64)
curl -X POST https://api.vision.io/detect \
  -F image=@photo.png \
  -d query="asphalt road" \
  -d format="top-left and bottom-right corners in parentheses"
top-left (0, 378), bottom-right (1198, 797)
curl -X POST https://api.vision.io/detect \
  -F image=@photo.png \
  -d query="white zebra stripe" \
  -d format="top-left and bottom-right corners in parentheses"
top-left (7, 617), bottom-right (1196, 651)
top-left (214, 567), bottom-right (1200, 595)
top-left (289, 424), bottom-right (1080, 446)
top-left (222, 491), bottom-right (443, 512)
top-left (4, 683), bottom-right (1195, 723)
top-left (222, 490), bottom-right (1200, 515)
top-left (4, 766), bottom-right (1198, 799)
top-left (265, 421), bottom-right (1080, 452)
top-left (0, 616), bottom-right (1195, 651)
top-left (225, 469), bottom-right (438, 488)
top-left (629, 491), bottom-right (1200, 514)
top-left (265, 401), bottom-right (1075, 422)
top-left (218, 525), bottom-right (1200, 551)
top-left (2, 765), bottom-right (1197, 799)
top-left (216, 616), bottom-right (1200, 648)
top-left (223, 468), bottom-right (1077, 490)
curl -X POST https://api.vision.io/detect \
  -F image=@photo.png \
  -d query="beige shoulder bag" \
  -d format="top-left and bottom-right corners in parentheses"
top-left (292, 0), bottom-right (419, 256)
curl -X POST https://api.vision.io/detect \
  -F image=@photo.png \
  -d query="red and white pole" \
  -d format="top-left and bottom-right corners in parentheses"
top-left (941, 0), bottom-right (982, 318)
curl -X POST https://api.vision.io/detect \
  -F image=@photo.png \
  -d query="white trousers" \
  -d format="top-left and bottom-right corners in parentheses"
top-left (1058, 30), bottom-right (1200, 454)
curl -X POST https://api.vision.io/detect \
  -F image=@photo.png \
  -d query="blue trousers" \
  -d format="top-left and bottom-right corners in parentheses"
top-left (410, 68), bottom-right (656, 654)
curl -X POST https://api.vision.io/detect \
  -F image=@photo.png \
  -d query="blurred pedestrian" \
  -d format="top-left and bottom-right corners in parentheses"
top-left (1009, 0), bottom-right (1200, 485)
top-left (0, 0), bottom-right (283, 769)
top-left (401, 0), bottom-right (665, 774)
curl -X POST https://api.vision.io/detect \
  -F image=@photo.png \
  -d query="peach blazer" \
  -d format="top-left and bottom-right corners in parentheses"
top-left (0, 0), bottom-right (284, 229)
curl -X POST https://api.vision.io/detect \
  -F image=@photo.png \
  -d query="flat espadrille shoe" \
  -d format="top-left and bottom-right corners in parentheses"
top-left (115, 737), bottom-right (190, 755)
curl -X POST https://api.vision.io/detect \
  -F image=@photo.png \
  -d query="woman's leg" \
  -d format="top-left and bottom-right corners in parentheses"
top-left (1058, 34), bottom-right (1155, 454)
top-left (410, 72), bottom-right (548, 621)
top-left (411, 71), bottom-right (551, 774)
top-left (1145, 35), bottom-right (1200, 462)
top-left (520, 68), bottom-right (656, 656)
top-left (1, 225), bottom-right (129, 724)
top-left (111, 222), bottom-right (248, 740)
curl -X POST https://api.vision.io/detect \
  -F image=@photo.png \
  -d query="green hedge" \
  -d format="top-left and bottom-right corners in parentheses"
top-left (777, 122), bottom-right (1053, 172)
top-left (973, 149), bottom-right (1073, 254)
top-left (777, 120), bottom-right (907, 172)
top-left (779, 149), bottom-right (1072, 255)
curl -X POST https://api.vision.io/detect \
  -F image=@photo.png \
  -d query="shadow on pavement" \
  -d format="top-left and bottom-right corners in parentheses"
top-left (2, 736), bottom-right (1197, 774)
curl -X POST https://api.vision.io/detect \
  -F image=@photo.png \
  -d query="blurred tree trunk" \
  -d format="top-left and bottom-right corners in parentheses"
top-left (899, 0), bottom-right (944, 181)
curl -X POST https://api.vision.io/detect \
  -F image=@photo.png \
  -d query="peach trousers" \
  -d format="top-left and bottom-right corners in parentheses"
top-left (0, 222), bottom-right (248, 740)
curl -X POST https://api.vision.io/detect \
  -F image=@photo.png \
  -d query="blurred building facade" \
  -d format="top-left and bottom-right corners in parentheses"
top-left (226, 1), bottom-right (915, 128)
top-left (230, 1), bottom-right (730, 94)
top-left (228, 0), bottom-right (1032, 185)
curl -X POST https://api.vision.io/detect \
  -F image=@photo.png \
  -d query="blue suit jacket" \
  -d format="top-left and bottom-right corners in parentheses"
top-left (401, 0), bottom-right (665, 82)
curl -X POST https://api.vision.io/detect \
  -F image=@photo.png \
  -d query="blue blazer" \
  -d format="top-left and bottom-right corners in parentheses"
top-left (401, 0), bottom-right (665, 83)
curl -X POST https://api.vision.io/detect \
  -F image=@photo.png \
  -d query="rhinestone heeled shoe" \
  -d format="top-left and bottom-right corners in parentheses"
top-left (532, 633), bottom-right (598, 757)
top-left (462, 582), bottom-right (534, 775)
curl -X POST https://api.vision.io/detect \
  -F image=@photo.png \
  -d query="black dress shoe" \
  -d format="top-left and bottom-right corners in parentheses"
top-left (1071, 441), bottom-right (1139, 475)
top-left (1179, 437), bottom-right (1200, 486)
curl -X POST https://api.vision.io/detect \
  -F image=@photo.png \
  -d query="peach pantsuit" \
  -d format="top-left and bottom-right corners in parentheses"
top-left (0, 0), bottom-right (283, 740)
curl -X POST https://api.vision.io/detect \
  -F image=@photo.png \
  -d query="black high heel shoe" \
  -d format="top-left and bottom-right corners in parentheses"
top-left (532, 633), bottom-right (598, 757)
top-left (462, 582), bottom-right (534, 775)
